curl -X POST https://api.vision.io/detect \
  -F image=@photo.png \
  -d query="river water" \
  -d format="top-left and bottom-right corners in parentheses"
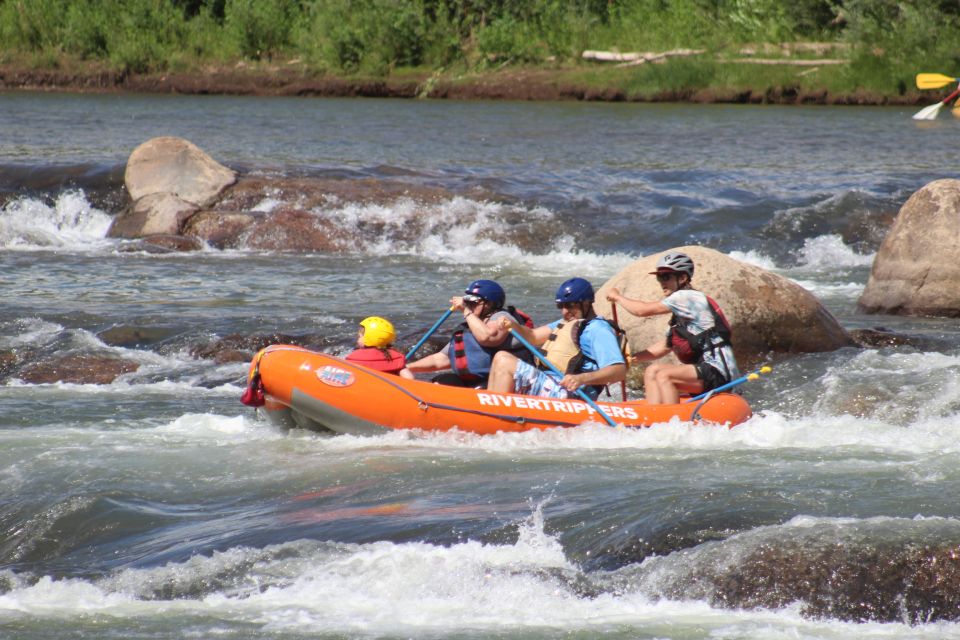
top-left (2, 93), bottom-right (960, 639)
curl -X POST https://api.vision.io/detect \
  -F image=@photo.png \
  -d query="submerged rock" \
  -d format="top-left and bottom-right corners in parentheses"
top-left (596, 246), bottom-right (853, 370)
top-left (190, 333), bottom-right (334, 364)
top-left (624, 518), bottom-right (960, 624)
top-left (680, 538), bottom-right (960, 623)
top-left (180, 210), bottom-right (259, 249)
top-left (107, 138), bottom-right (555, 252)
top-left (849, 326), bottom-right (948, 350)
top-left (859, 179), bottom-right (960, 317)
top-left (97, 326), bottom-right (175, 347)
top-left (18, 354), bottom-right (139, 384)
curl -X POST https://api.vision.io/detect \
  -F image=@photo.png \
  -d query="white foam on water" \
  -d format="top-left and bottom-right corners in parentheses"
top-left (251, 197), bottom-right (283, 213)
top-left (729, 249), bottom-right (778, 270)
top-left (725, 237), bottom-right (871, 300)
top-left (796, 234), bottom-right (875, 269)
top-left (0, 318), bottom-right (64, 349)
top-left (151, 412), bottom-right (283, 444)
top-left (787, 278), bottom-right (866, 298)
top-left (311, 196), bottom-right (635, 277)
top-left (2, 509), bottom-right (957, 638)
top-left (0, 191), bottom-right (113, 250)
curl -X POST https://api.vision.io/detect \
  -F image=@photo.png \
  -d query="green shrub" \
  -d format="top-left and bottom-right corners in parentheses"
top-left (224, 0), bottom-right (295, 60)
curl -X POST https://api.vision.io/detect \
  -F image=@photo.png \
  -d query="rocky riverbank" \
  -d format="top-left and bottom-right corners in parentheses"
top-left (0, 61), bottom-right (933, 105)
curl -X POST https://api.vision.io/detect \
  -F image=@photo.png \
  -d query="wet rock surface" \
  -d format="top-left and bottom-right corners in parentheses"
top-left (17, 354), bottom-right (140, 385)
top-left (189, 333), bottom-right (335, 364)
top-left (860, 179), bottom-right (960, 317)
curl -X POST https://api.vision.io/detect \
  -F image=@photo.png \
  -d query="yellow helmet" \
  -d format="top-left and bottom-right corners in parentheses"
top-left (359, 316), bottom-right (396, 348)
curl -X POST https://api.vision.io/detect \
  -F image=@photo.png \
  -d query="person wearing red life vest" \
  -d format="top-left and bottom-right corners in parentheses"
top-left (345, 316), bottom-right (414, 379)
top-left (406, 279), bottom-right (534, 387)
top-left (605, 251), bottom-right (739, 405)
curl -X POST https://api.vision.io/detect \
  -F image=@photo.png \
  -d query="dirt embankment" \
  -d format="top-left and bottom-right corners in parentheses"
top-left (0, 62), bottom-right (927, 105)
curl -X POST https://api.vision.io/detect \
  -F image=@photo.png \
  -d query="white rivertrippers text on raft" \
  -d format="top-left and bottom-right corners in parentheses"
top-left (476, 393), bottom-right (639, 419)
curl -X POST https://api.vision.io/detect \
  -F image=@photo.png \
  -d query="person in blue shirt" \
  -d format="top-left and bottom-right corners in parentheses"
top-left (487, 277), bottom-right (626, 400)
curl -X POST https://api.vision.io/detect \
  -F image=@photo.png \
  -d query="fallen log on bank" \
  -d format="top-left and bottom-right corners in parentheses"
top-left (582, 48), bottom-right (706, 67)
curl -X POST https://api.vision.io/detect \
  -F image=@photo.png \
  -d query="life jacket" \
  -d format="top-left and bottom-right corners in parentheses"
top-left (539, 317), bottom-right (627, 374)
top-left (450, 306), bottom-right (535, 382)
top-left (345, 347), bottom-right (407, 375)
top-left (667, 294), bottom-right (732, 365)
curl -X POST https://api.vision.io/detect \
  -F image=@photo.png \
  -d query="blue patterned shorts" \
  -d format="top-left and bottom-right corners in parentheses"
top-left (513, 360), bottom-right (572, 399)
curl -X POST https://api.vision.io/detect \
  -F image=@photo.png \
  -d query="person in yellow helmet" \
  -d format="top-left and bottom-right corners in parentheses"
top-left (345, 316), bottom-right (413, 379)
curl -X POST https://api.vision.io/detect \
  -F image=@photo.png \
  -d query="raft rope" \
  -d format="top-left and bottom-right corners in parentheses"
top-left (262, 345), bottom-right (583, 428)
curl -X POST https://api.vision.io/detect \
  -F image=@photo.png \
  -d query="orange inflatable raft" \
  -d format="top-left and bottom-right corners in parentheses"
top-left (246, 345), bottom-right (752, 435)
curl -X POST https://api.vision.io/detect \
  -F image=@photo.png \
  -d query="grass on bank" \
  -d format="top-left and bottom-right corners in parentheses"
top-left (1, 0), bottom-right (959, 98)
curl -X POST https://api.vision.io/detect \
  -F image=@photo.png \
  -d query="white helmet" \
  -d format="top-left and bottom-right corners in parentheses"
top-left (651, 252), bottom-right (694, 277)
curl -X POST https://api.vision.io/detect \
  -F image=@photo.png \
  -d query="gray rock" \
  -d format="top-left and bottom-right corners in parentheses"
top-left (859, 179), bottom-right (960, 317)
top-left (124, 136), bottom-right (236, 205)
top-left (108, 192), bottom-right (197, 238)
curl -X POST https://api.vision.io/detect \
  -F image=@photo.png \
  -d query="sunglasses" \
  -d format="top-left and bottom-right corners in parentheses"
top-left (463, 295), bottom-right (484, 306)
top-left (556, 301), bottom-right (580, 310)
top-left (655, 272), bottom-right (677, 283)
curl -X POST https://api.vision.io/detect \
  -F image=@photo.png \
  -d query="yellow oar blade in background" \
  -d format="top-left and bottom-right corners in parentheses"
top-left (916, 73), bottom-right (958, 89)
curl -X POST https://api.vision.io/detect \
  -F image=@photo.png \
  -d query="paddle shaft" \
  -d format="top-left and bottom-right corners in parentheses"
top-left (611, 303), bottom-right (627, 402)
top-left (940, 87), bottom-right (960, 105)
top-left (686, 365), bottom-right (767, 402)
top-left (405, 307), bottom-right (454, 360)
top-left (508, 328), bottom-right (617, 426)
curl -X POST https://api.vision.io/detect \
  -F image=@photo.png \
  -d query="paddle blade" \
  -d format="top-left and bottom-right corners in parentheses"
top-left (916, 73), bottom-right (958, 89)
top-left (913, 101), bottom-right (945, 120)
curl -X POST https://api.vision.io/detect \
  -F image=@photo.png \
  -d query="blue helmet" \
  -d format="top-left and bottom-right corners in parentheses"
top-left (555, 277), bottom-right (594, 303)
top-left (464, 279), bottom-right (505, 307)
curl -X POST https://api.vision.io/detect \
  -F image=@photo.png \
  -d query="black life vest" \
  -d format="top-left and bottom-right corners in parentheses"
top-left (451, 306), bottom-right (535, 382)
top-left (667, 294), bottom-right (732, 365)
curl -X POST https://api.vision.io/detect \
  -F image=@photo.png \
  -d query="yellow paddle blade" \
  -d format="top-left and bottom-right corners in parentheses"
top-left (759, 366), bottom-right (772, 374)
top-left (916, 73), bottom-right (958, 89)
top-left (747, 374), bottom-right (759, 381)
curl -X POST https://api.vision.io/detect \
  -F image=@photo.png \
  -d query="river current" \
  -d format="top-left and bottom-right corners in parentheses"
top-left (2, 92), bottom-right (960, 639)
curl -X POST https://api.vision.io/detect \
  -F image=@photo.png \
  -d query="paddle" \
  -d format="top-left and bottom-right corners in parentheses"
top-left (916, 73), bottom-right (958, 90)
top-left (404, 307), bottom-right (454, 360)
top-left (508, 328), bottom-right (618, 427)
top-left (685, 365), bottom-right (772, 402)
top-left (610, 302), bottom-right (627, 402)
top-left (913, 86), bottom-right (960, 120)
top-left (914, 86), bottom-right (960, 120)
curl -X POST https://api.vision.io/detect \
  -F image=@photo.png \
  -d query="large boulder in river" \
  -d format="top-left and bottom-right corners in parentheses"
top-left (859, 179), bottom-right (960, 316)
top-left (125, 136), bottom-right (236, 204)
top-left (595, 246), bottom-right (853, 370)
top-left (108, 137), bottom-right (236, 238)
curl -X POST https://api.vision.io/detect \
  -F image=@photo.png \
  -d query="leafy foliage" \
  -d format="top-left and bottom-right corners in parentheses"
top-left (0, 0), bottom-right (959, 87)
